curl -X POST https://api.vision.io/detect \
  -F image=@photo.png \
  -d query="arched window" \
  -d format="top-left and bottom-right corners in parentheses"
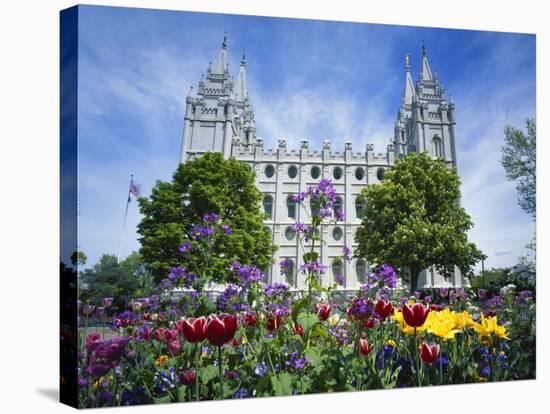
top-left (332, 259), bottom-right (343, 283)
top-left (311, 166), bottom-right (321, 179)
top-left (334, 196), bottom-right (343, 216)
top-left (332, 226), bottom-right (343, 241)
top-left (265, 165), bottom-right (275, 178)
top-left (288, 165), bottom-right (298, 179)
top-left (263, 195), bottom-right (273, 219)
top-left (355, 197), bottom-right (365, 219)
top-left (355, 167), bottom-right (365, 181)
top-left (376, 168), bottom-right (385, 181)
top-left (287, 196), bottom-right (297, 219)
top-left (356, 259), bottom-right (366, 284)
top-left (433, 136), bottom-right (443, 158)
top-left (282, 259), bottom-right (295, 286)
top-left (333, 167), bottom-right (343, 180)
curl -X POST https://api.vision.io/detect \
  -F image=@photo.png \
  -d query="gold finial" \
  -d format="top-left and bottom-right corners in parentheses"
top-left (405, 53), bottom-right (410, 69)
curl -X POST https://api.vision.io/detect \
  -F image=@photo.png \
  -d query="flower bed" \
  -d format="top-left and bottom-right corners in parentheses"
top-left (76, 179), bottom-right (536, 407)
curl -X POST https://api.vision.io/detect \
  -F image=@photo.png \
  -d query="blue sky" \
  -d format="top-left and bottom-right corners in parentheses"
top-left (76, 5), bottom-right (536, 272)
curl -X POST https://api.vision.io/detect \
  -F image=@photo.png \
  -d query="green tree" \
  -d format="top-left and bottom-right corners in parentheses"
top-left (355, 152), bottom-right (482, 292)
top-left (138, 152), bottom-right (275, 283)
top-left (501, 118), bottom-right (536, 218)
top-left (80, 252), bottom-right (152, 310)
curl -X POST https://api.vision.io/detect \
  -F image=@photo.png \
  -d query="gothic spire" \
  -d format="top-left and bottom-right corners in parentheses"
top-left (402, 52), bottom-right (415, 105)
top-left (212, 32), bottom-right (228, 74)
top-left (420, 43), bottom-right (433, 81)
top-left (234, 50), bottom-right (248, 102)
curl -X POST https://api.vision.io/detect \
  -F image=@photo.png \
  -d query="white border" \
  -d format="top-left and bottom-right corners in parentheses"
top-left (0, 1), bottom-right (546, 413)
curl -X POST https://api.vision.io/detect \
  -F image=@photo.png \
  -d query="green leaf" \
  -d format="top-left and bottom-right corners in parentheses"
top-left (199, 365), bottom-right (218, 384)
top-left (153, 395), bottom-right (171, 404)
top-left (177, 385), bottom-right (187, 402)
top-left (297, 312), bottom-right (318, 333)
top-left (271, 372), bottom-right (293, 396)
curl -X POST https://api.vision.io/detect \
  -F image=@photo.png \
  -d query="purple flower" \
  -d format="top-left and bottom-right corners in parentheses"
top-left (293, 192), bottom-right (307, 203)
top-left (423, 295), bottom-right (432, 304)
top-left (290, 221), bottom-right (307, 234)
top-left (85, 363), bottom-right (112, 378)
top-left (300, 260), bottom-right (328, 275)
top-left (343, 246), bottom-right (353, 263)
top-left (95, 306), bottom-right (105, 317)
top-left (439, 287), bottom-right (449, 298)
top-left (335, 274), bottom-right (345, 286)
top-left (329, 320), bottom-right (352, 345)
top-left (101, 297), bottom-right (113, 308)
top-left (202, 212), bottom-right (219, 222)
top-left (217, 284), bottom-right (244, 312)
top-left (335, 207), bottom-right (345, 222)
top-left (265, 283), bottom-right (290, 298)
top-left (191, 225), bottom-right (214, 240)
top-left (232, 262), bottom-right (264, 286)
top-left (179, 242), bottom-right (192, 254)
top-left (377, 264), bottom-right (397, 288)
top-left (284, 351), bottom-right (311, 371)
top-left (477, 288), bottom-right (487, 299)
top-left (221, 224), bottom-right (233, 235)
top-left (254, 362), bottom-right (268, 376)
top-left (279, 258), bottom-right (294, 275)
top-left (456, 287), bottom-right (468, 301)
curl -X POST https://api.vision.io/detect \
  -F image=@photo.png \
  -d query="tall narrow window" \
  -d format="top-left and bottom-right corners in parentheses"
top-left (334, 196), bottom-right (343, 217)
top-left (356, 259), bottom-right (366, 284)
top-left (332, 260), bottom-right (343, 283)
top-left (282, 259), bottom-right (295, 286)
top-left (287, 196), bottom-right (297, 219)
top-left (355, 197), bottom-right (365, 219)
top-left (433, 136), bottom-right (443, 158)
top-left (263, 195), bottom-right (273, 220)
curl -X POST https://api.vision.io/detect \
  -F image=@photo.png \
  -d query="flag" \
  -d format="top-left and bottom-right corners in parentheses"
top-left (129, 178), bottom-right (141, 198)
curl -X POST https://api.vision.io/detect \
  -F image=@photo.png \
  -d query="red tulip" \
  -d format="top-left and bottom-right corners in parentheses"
top-left (176, 317), bottom-right (207, 343)
top-left (244, 312), bottom-right (257, 327)
top-left (205, 314), bottom-right (238, 347)
top-left (420, 342), bottom-right (440, 364)
top-left (179, 368), bottom-right (196, 385)
top-left (402, 303), bottom-right (430, 328)
top-left (429, 304), bottom-right (444, 312)
top-left (85, 332), bottom-right (102, 352)
top-left (360, 338), bottom-right (374, 356)
top-left (293, 323), bottom-right (304, 336)
top-left (363, 318), bottom-right (376, 329)
top-left (266, 313), bottom-right (283, 331)
top-left (316, 303), bottom-right (332, 321)
top-left (374, 300), bottom-right (394, 321)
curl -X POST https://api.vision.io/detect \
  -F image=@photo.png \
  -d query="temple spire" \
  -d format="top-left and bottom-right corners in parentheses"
top-left (402, 52), bottom-right (414, 105)
top-left (420, 43), bottom-right (433, 80)
top-left (212, 32), bottom-right (228, 74)
top-left (234, 50), bottom-right (248, 102)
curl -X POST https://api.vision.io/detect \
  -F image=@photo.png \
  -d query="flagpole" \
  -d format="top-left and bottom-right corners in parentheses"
top-left (117, 174), bottom-right (133, 263)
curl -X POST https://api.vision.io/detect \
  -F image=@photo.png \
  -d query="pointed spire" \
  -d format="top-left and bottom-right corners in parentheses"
top-left (420, 43), bottom-right (433, 81)
top-left (212, 32), bottom-right (228, 74)
top-left (234, 50), bottom-right (248, 102)
top-left (402, 52), bottom-right (415, 105)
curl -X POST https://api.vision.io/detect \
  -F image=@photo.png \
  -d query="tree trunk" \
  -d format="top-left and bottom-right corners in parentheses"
top-left (409, 266), bottom-right (421, 293)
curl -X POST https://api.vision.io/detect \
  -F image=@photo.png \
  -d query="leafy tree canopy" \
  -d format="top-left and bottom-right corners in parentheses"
top-left (80, 252), bottom-right (152, 310)
top-left (501, 118), bottom-right (536, 218)
top-left (355, 152), bottom-right (482, 291)
top-left (137, 152), bottom-right (276, 283)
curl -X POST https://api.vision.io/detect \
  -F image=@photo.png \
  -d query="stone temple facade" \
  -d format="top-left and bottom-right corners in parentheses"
top-left (180, 35), bottom-right (468, 289)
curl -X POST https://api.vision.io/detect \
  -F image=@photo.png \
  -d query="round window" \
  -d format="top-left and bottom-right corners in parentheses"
top-left (285, 227), bottom-right (296, 241)
top-left (311, 166), bottom-right (321, 179)
top-left (265, 165), bottom-right (275, 178)
top-left (288, 165), bottom-right (298, 179)
top-left (333, 167), bottom-right (343, 180)
top-left (332, 227), bottom-right (343, 241)
top-left (355, 167), bottom-right (365, 181)
top-left (376, 168), bottom-right (385, 181)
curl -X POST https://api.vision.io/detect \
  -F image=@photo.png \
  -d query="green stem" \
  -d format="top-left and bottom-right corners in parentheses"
top-left (195, 343), bottom-right (200, 401)
top-left (217, 346), bottom-right (224, 400)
